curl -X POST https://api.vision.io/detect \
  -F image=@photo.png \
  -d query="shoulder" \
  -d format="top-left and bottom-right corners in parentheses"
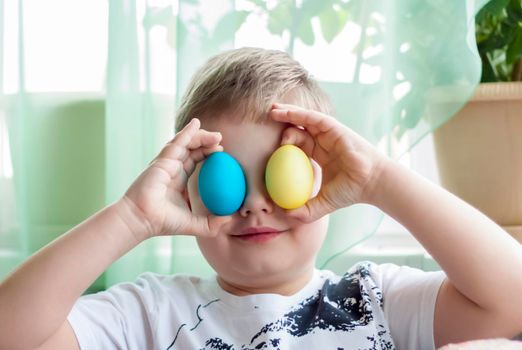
top-left (125, 271), bottom-right (209, 300)
top-left (318, 261), bottom-right (445, 305)
top-left (133, 271), bottom-right (205, 290)
top-left (339, 260), bottom-right (445, 290)
top-left (68, 273), bottom-right (213, 349)
top-left (80, 272), bottom-right (209, 309)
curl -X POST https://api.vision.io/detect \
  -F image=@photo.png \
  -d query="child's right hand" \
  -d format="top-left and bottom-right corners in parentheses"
top-left (117, 118), bottom-right (231, 242)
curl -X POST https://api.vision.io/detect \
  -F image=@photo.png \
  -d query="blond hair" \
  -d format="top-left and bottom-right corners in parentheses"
top-left (174, 47), bottom-right (333, 132)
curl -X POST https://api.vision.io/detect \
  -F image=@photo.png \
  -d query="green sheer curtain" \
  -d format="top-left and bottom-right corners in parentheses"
top-left (0, 0), bottom-right (488, 292)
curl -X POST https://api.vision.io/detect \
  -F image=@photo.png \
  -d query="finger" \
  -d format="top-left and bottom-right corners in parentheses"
top-left (150, 119), bottom-right (200, 164)
top-left (186, 129), bottom-right (222, 150)
top-left (280, 126), bottom-right (332, 167)
top-left (270, 105), bottom-right (336, 134)
top-left (152, 144), bottom-right (188, 165)
top-left (270, 104), bottom-right (340, 137)
top-left (181, 215), bottom-right (211, 236)
top-left (153, 144), bottom-right (223, 192)
top-left (181, 214), bottom-right (232, 237)
top-left (285, 194), bottom-right (335, 223)
top-left (181, 145), bottom-right (223, 178)
top-left (207, 215), bottom-right (233, 236)
top-left (271, 102), bottom-right (307, 111)
top-left (272, 105), bottom-right (356, 161)
top-left (188, 145), bottom-right (224, 165)
top-left (148, 157), bottom-right (183, 181)
top-left (154, 129), bottom-right (221, 164)
top-left (280, 127), bottom-right (315, 156)
top-left (172, 118), bottom-right (202, 148)
top-left (273, 103), bottom-right (369, 147)
top-left (148, 147), bottom-right (220, 187)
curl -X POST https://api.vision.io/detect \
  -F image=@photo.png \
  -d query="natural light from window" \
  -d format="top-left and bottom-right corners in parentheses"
top-left (1, 0), bottom-right (441, 247)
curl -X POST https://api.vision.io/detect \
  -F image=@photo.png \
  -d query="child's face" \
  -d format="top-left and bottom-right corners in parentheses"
top-left (186, 111), bottom-right (329, 290)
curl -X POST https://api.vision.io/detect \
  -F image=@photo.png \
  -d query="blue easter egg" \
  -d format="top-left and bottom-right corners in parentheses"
top-left (198, 152), bottom-right (246, 216)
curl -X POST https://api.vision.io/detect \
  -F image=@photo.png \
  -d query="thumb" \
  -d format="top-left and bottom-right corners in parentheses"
top-left (182, 214), bottom-right (232, 237)
top-left (285, 195), bottom-right (334, 223)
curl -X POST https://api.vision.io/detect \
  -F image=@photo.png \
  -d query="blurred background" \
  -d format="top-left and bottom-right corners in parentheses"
top-left (3, 0), bottom-right (519, 293)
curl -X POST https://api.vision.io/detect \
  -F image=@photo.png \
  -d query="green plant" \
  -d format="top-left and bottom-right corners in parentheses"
top-left (476, 0), bottom-right (522, 81)
top-left (154, 0), bottom-right (518, 141)
top-left (244, 0), bottom-right (356, 55)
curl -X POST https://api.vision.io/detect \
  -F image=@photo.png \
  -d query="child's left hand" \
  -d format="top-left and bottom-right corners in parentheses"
top-left (270, 103), bottom-right (388, 222)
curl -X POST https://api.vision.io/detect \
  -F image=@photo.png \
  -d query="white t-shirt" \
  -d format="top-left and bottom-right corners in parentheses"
top-left (67, 261), bottom-right (446, 350)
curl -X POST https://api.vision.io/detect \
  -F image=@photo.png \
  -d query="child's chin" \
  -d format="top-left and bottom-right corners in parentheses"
top-left (231, 256), bottom-right (293, 277)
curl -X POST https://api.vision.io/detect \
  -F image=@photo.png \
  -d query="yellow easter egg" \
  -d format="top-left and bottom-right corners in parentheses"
top-left (265, 144), bottom-right (314, 209)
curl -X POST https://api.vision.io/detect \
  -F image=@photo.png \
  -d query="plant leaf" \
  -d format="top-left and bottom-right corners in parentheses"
top-left (506, 26), bottom-right (522, 64)
top-left (301, 0), bottom-right (332, 18)
top-left (212, 10), bottom-right (249, 42)
top-left (319, 7), bottom-right (348, 43)
top-left (297, 18), bottom-right (315, 45)
top-left (507, 0), bottom-right (522, 22)
top-left (478, 34), bottom-right (506, 52)
top-left (478, 0), bottom-right (510, 18)
top-left (245, 0), bottom-right (267, 10)
top-left (267, 0), bottom-right (294, 36)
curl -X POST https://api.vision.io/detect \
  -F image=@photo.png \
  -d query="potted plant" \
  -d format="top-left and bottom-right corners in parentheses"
top-left (432, 0), bottom-right (522, 242)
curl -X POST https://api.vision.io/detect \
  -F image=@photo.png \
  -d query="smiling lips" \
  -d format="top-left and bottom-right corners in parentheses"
top-left (233, 226), bottom-right (286, 243)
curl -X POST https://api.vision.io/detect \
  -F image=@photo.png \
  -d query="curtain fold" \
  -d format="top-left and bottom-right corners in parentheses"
top-left (0, 0), bottom-right (489, 291)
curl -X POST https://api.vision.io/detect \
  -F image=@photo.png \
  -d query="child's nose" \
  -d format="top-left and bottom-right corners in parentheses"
top-left (238, 187), bottom-right (274, 217)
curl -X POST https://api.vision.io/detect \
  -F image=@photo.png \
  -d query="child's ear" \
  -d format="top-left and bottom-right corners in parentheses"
top-left (311, 159), bottom-right (322, 198)
top-left (182, 188), bottom-right (192, 211)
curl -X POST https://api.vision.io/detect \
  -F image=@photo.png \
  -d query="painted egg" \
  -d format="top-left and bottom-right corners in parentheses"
top-left (198, 152), bottom-right (246, 216)
top-left (265, 144), bottom-right (314, 209)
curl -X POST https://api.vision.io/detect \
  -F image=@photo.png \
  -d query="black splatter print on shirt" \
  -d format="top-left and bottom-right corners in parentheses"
top-left (166, 263), bottom-right (394, 350)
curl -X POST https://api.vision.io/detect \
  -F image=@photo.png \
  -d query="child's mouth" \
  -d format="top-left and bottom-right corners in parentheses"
top-left (233, 227), bottom-right (287, 243)
top-left (234, 231), bottom-right (284, 243)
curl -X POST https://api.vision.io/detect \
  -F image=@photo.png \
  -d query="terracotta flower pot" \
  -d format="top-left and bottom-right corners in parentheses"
top-left (433, 82), bottom-right (522, 241)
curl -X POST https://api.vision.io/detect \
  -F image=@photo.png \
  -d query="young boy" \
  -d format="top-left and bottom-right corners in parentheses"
top-left (1, 47), bottom-right (521, 350)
